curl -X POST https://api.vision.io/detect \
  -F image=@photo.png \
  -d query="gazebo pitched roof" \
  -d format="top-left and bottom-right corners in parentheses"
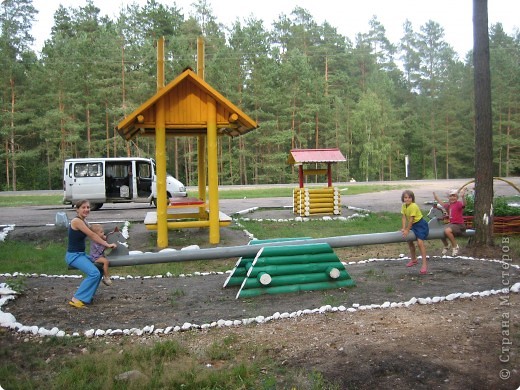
top-left (287, 148), bottom-right (347, 165)
top-left (117, 68), bottom-right (258, 141)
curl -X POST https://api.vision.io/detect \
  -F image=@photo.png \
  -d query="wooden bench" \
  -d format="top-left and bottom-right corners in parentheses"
top-left (169, 197), bottom-right (206, 209)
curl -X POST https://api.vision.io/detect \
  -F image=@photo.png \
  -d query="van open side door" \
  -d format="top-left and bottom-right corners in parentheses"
top-left (136, 160), bottom-right (153, 200)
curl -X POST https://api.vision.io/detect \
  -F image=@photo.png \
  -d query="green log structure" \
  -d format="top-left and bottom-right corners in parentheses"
top-left (243, 269), bottom-right (351, 289)
top-left (237, 279), bottom-right (356, 298)
top-left (223, 237), bottom-right (311, 288)
top-left (253, 252), bottom-right (339, 266)
top-left (245, 261), bottom-right (345, 277)
top-left (226, 239), bottom-right (355, 298)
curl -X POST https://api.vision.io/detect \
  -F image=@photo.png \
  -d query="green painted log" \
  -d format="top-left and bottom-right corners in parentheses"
top-left (235, 256), bottom-right (255, 267)
top-left (246, 262), bottom-right (345, 277)
top-left (237, 238), bottom-right (313, 268)
top-left (228, 267), bottom-right (248, 276)
top-left (223, 256), bottom-right (254, 287)
top-left (257, 243), bottom-right (333, 257)
top-left (237, 279), bottom-right (356, 298)
top-left (253, 252), bottom-right (339, 266)
top-left (250, 237), bottom-right (311, 245)
top-left (225, 276), bottom-right (246, 286)
top-left (243, 269), bottom-right (351, 289)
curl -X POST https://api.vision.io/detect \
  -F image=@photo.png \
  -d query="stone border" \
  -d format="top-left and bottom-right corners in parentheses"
top-left (1, 218), bottom-right (519, 338)
top-left (1, 256), bottom-right (518, 339)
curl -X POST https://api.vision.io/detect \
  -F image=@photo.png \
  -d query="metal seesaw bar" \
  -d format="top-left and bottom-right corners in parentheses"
top-left (107, 228), bottom-right (475, 267)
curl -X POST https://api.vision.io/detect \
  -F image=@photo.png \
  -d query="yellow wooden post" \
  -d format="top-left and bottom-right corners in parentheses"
top-left (197, 36), bottom-right (205, 80)
top-left (207, 96), bottom-right (220, 244)
top-left (156, 99), bottom-right (167, 247)
top-left (197, 37), bottom-right (207, 219)
top-left (156, 37), bottom-right (168, 248)
top-left (198, 135), bottom-right (206, 218)
top-left (157, 37), bottom-right (165, 90)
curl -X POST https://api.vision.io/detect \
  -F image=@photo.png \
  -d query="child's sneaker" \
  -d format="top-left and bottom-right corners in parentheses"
top-left (441, 246), bottom-right (450, 255)
top-left (102, 276), bottom-right (112, 286)
top-left (452, 246), bottom-right (460, 256)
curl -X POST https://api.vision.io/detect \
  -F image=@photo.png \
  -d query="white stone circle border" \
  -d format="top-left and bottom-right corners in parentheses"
top-left (1, 218), bottom-right (519, 338)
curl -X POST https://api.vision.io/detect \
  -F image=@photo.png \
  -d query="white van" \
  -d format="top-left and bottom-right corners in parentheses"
top-left (63, 157), bottom-right (186, 210)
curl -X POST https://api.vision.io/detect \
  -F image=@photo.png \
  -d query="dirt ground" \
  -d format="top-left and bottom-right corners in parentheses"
top-left (1, 209), bottom-right (520, 389)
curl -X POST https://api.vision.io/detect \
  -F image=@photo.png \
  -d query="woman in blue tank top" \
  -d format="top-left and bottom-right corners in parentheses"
top-left (65, 199), bottom-right (117, 308)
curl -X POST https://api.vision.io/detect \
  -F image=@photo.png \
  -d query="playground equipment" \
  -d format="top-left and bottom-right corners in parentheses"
top-left (68, 227), bottom-right (129, 271)
top-left (107, 225), bottom-right (474, 268)
top-left (425, 200), bottom-right (448, 228)
top-left (105, 211), bottom-right (474, 297)
top-left (116, 38), bottom-right (257, 247)
top-left (223, 238), bottom-right (355, 298)
top-left (459, 176), bottom-right (520, 194)
top-left (107, 225), bottom-right (472, 296)
top-left (105, 228), bottom-right (130, 257)
top-left (287, 149), bottom-right (346, 217)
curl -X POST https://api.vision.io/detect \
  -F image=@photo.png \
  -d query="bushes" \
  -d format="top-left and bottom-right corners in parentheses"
top-left (463, 196), bottom-right (520, 217)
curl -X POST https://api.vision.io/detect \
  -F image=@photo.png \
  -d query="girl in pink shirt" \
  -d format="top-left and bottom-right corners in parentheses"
top-left (433, 188), bottom-right (466, 256)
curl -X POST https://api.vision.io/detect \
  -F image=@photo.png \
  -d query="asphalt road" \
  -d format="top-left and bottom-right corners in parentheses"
top-left (1, 178), bottom-right (519, 227)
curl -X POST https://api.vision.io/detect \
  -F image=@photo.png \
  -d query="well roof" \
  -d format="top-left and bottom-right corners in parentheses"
top-left (287, 148), bottom-right (347, 165)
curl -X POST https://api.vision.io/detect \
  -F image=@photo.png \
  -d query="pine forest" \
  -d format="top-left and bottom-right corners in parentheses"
top-left (0, 0), bottom-right (519, 191)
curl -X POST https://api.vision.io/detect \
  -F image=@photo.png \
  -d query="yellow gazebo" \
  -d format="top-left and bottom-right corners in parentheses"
top-left (117, 66), bottom-right (257, 247)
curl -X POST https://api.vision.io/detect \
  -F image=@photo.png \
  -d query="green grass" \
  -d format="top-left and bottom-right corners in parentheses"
top-left (237, 212), bottom-right (399, 240)
top-left (0, 332), bottom-right (340, 389)
top-left (0, 195), bottom-right (63, 207)
top-left (0, 241), bottom-right (66, 274)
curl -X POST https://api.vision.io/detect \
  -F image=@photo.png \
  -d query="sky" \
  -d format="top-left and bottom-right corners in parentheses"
top-left (31, 0), bottom-right (519, 58)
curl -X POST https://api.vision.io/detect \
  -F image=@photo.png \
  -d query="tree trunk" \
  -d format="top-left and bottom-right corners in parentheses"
top-left (445, 114), bottom-right (450, 179)
top-left (5, 139), bottom-right (10, 190)
top-left (471, 0), bottom-right (494, 247)
top-left (174, 138), bottom-right (179, 181)
top-left (105, 101), bottom-right (110, 157)
top-left (10, 77), bottom-right (17, 191)
top-left (506, 106), bottom-right (511, 176)
top-left (430, 110), bottom-right (438, 179)
top-left (227, 138), bottom-right (233, 184)
top-left (86, 108), bottom-right (91, 157)
top-left (60, 91), bottom-right (66, 158)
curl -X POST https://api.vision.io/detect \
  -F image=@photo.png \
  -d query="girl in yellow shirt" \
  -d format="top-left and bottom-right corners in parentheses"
top-left (401, 190), bottom-right (429, 274)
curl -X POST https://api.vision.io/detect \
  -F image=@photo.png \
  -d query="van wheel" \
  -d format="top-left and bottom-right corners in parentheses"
top-left (151, 194), bottom-right (169, 208)
top-left (91, 203), bottom-right (103, 211)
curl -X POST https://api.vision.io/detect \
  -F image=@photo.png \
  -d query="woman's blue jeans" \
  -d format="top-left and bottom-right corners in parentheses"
top-left (65, 252), bottom-right (102, 304)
